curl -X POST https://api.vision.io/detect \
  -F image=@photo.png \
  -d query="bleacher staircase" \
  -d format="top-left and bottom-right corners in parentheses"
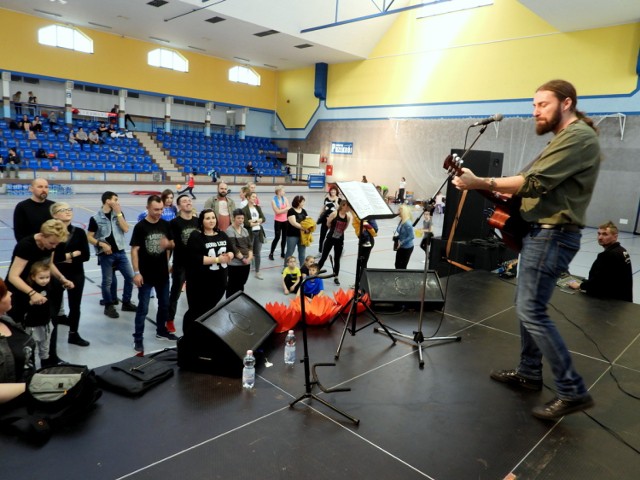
top-left (134, 132), bottom-right (174, 182)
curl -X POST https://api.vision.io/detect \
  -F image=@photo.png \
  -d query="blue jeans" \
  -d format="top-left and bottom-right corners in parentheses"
top-left (99, 251), bottom-right (134, 305)
top-left (133, 279), bottom-right (170, 342)
top-left (515, 227), bottom-right (587, 400)
top-left (285, 235), bottom-right (306, 267)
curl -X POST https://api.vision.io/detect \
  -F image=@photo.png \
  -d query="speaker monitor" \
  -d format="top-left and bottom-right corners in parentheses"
top-left (443, 149), bottom-right (504, 241)
top-left (178, 292), bottom-right (277, 377)
top-left (361, 268), bottom-right (444, 311)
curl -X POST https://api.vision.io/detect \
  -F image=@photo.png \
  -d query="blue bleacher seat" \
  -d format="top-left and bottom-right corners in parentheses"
top-left (27, 159), bottom-right (39, 169)
top-left (85, 161), bottom-right (95, 171)
top-left (62, 160), bottom-right (73, 170)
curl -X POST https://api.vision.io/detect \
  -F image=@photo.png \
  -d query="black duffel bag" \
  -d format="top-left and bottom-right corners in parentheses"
top-left (94, 348), bottom-right (177, 397)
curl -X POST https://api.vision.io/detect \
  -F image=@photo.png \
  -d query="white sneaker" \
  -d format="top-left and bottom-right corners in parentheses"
top-left (255, 272), bottom-right (264, 280)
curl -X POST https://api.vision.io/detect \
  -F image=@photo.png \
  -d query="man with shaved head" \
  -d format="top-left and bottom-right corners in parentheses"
top-left (13, 178), bottom-right (55, 242)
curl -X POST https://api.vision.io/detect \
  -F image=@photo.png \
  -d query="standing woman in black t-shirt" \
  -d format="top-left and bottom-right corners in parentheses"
top-left (50, 202), bottom-right (91, 347)
top-left (317, 186), bottom-right (340, 253)
top-left (317, 200), bottom-right (351, 286)
top-left (183, 209), bottom-right (234, 334)
top-left (6, 220), bottom-right (71, 365)
top-left (285, 195), bottom-right (311, 267)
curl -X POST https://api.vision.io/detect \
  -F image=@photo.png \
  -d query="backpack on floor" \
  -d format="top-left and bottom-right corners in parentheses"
top-left (0, 364), bottom-right (102, 444)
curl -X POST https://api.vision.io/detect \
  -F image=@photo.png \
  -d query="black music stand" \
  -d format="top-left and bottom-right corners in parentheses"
top-left (289, 271), bottom-right (359, 425)
top-left (333, 181), bottom-right (398, 360)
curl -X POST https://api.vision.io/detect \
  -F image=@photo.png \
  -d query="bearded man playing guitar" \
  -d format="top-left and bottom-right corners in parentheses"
top-left (452, 79), bottom-right (601, 421)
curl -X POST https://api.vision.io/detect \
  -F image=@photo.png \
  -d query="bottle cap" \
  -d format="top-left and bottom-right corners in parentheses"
top-left (288, 330), bottom-right (294, 334)
top-left (247, 350), bottom-right (253, 355)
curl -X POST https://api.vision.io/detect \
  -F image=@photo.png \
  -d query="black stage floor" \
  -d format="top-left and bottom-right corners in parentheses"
top-left (2, 270), bottom-right (639, 480)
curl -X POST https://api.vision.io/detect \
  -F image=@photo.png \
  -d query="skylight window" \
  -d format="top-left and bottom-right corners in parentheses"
top-left (38, 25), bottom-right (93, 53)
top-left (417, 0), bottom-right (493, 19)
top-left (148, 48), bottom-right (189, 73)
top-left (228, 66), bottom-right (260, 87)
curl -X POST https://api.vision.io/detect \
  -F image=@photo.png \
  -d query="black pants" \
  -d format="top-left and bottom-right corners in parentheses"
top-left (270, 221), bottom-right (287, 256)
top-left (395, 247), bottom-right (414, 269)
top-left (317, 237), bottom-right (344, 276)
top-left (168, 263), bottom-right (186, 321)
top-left (184, 273), bottom-right (226, 335)
top-left (226, 265), bottom-right (250, 298)
top-left (50, 269), bottom-right (85, 334)
top-left (318, 220), bottom-right (329, 252)
top-left (177, 186), bottom-right (196, 199)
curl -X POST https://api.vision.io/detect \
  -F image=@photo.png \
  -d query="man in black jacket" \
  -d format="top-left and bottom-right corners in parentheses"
top-left (568, 221), bottom-right (633, 302)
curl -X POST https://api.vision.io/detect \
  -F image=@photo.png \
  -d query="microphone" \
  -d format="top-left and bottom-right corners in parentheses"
top-left (471, 113), bottom-right (503, 127)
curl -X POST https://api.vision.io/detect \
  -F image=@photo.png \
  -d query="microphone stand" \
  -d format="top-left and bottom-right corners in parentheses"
top-left (290, 270), bottom-right (360, 425)
top-left (373, 124), bottom-right (491, 368)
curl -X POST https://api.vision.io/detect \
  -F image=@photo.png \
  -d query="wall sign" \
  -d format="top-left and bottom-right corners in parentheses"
top-left (331, 142), bottom-right (353, 155)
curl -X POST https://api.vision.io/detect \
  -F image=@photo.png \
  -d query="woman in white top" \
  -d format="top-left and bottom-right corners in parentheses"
top-left (242, 193), bottom-right (266, 280)
top-left (398, 177), bottom-right (407, 204)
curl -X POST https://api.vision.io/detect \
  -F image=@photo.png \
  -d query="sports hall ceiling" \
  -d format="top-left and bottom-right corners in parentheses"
top-left (2, 0), bottom-right (640, 71)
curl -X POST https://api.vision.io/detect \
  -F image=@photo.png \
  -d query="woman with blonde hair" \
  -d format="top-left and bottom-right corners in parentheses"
top-left (50, 202), bottom-right (91, 347)
top-left (7, 219), bottom-right (72, 366)
top-left (394, 205), bottom-right (415, 269)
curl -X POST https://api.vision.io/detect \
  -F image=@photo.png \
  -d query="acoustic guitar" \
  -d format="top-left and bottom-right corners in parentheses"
top-left (443, 154), bottom-right (529, 252)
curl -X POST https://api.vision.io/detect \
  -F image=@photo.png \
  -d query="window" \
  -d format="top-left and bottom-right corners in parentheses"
top-left (148, 48), bottom-right (189, 73)
top-left (417, 0), bottom-right (493, 19)
top-left (38, 25), bottom-right (93, 53)
top-left (228, 66), bottom-right (260, 87)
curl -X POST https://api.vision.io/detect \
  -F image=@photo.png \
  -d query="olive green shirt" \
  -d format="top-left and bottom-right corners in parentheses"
top-left (517, 120), bottom-right (600, 226)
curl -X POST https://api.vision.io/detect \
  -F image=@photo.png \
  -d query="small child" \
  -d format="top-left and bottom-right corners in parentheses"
top-left (303, 263), bottom-right (324, 299)
top-left (23, 261), bottom-right (54, 368)
top-left (282, 256), bottom-right (301, 295)
top-left (177, 172), bottom-right (196, 200)
top-left (300, 255), bottom-right (315, 279)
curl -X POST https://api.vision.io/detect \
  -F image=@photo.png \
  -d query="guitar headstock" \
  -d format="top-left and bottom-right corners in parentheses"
top-left (443, 154), bottom-right (464, 177)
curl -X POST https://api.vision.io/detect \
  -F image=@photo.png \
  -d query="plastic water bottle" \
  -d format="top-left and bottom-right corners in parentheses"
top-left (284, 330), bottom-right (296, 365)
top-left (242, 350), bottom-right (255, 389)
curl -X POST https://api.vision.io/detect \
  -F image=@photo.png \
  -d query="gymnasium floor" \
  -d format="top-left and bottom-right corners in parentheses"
top-left (0, 188), bottom-right (639, 479)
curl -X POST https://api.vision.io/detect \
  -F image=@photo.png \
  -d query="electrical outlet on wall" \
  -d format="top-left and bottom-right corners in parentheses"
top-left (619, 218), bottom-right (628, 225)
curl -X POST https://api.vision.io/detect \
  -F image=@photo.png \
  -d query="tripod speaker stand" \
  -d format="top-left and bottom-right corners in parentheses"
top-left (289, 271), bottom-right (359, 425)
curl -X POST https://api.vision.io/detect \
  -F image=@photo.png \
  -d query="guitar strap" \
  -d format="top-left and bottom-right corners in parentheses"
top-left (445, 189), bottom-right (473, 272)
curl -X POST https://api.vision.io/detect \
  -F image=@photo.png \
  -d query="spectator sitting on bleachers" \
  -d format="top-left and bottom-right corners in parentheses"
top-left (98, 122), bottom-right (109, 139)
top-left (18, 114), bottom-right (31, 131)
top-left (31, 116), bottom-right (43, 133)
top-left (75, 127), bottom-right (89, 149)
top-left (68, 129), bottom-right (78, 145)
top-left (6, 148), bottom-right (21, 179)
top-left (107, 123), bottom-right (117, 136)
top-left (45, 111), bottom-right (61, 133)
top-left (89, 130), bottom-right (101, 145)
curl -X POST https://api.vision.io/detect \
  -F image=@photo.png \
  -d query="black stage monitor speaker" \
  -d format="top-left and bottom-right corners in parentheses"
top-left (442, 149), bottom-right (503, 241)
top-left (361, 268), bottom-right (444, 311)
top-left (178, 292), bottom-right (277, 378)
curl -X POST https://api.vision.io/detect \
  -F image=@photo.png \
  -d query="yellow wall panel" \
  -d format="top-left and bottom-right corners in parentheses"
top-left (0, 9), bottom-right (276, 110)
top-left (276, 67), bottom-right (319, 129)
